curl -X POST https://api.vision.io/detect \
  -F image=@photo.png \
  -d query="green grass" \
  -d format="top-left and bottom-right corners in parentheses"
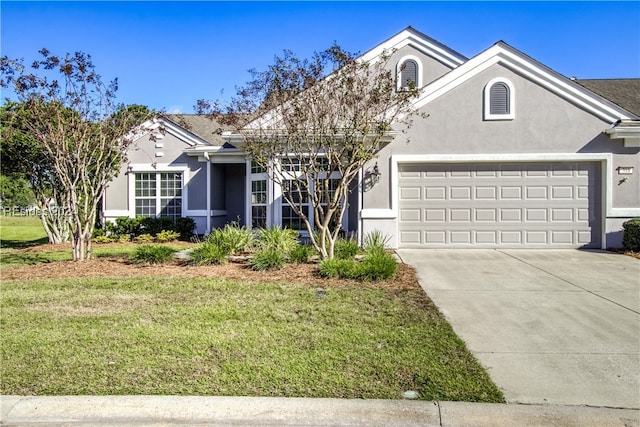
top-left (0, 277), bottom-right (504, 402)
top-left (0, 215), bottom-right (49, 249)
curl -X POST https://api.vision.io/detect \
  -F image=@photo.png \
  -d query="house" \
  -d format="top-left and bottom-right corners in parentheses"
top-left (103, 27), bottom-right (640, 249)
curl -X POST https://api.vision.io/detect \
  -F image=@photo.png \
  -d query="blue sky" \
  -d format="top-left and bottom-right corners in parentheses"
top-left (2, 1), bottom-right (639, 113)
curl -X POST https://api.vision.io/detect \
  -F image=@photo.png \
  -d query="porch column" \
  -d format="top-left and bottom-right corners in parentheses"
top-left (245, 156), bottom-right (252, 229)
top-left (205, 153), bottom-right (211, 234)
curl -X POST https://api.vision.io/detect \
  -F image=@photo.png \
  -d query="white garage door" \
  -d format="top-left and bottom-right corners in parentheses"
top-left (398, 162), bottom-right (601, 248)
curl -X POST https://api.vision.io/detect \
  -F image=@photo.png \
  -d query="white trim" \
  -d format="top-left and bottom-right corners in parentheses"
top-left (412, 43), bottom-right (634, 124)
top-left (396, 55), bottom-right (423, 91)
top-left (360, 28), bottom-right (467, 68)
top-left (483, 77), bottom-right (515, 120)
top-left (211, 210), bottom-right (227, 217)
top-left (361, 209), bottom-right (396, 219)
top-left (385, 153), bottom-right (622, 250)
top-left (126, 164), bottom-right (190, 219)
top-left (103, 210), bottom-right (131, 218)
top-left (186, 210), bottom-right (208, 216)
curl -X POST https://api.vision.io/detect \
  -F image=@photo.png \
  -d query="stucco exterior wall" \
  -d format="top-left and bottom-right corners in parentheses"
top-left (363, 62), bottom-right (639, 213)
top-left (388, 45), bottom-right (454, 86)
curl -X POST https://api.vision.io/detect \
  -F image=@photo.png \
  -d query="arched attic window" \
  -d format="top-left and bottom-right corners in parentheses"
top-left (396, 56), bottom-right (422, 91)
top-left (484, 78), bottom-right (515, 120)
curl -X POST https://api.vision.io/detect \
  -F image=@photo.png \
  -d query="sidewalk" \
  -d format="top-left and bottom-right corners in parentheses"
top-left (2, 396), bottom-right (639, 426)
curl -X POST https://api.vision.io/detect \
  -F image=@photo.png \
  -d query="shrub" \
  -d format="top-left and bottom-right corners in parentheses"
top-left (334, 238), bottom-right (359, 260)
top-left (130, 245), bottom-right (175, 264)
top-left (115, 216), bottom-right (144, 237)
top-left (290, 244), bottom-right (313, 263)
top-left (358, 246), bottom-right (397, 281)
top-left (622, 218), bottom-right (640, 252)
top-left (190, 242), bottom-right (229, 265)
top-left (220, 222), bottom-right (255, 255)
top-left (134, 233), bottom-right (155, 244)
top-left (318, 258), bottom-right (357, 278)
top-left (363, 230), bottom-right (391, 251)
top-left (174, 217), bottom-right (196, 240)
top-left (249, 249), bottom-right (286, 271)
top-left (92, 235), bottom-right (113, 244)
top-left (257, 226), bottom-right (298, 255)
top-left (141, 217), bottom-right (173, 236)
top-left (117, 234), bottom-right (132, 243)
top-left (155, 230), bottom-right (179, 243)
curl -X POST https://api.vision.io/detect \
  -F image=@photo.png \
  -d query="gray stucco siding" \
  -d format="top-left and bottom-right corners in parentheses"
top-left (388, 45), bottom-right (454, 87)
top-left (365, 63), bottom-right (623, 211)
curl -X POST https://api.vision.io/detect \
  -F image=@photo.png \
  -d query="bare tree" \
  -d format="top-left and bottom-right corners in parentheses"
top-left (1, 50), bottom-right (152, 260)
top-left (198, 45), bottom-right (422, 259)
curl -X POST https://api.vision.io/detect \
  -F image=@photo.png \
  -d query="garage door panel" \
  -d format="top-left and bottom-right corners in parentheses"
top-left (398, 162), bottom-right (601, 248)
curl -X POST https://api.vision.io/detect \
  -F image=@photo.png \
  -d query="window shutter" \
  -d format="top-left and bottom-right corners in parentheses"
top-left (490, 82), bottom-right (510, 114)
top-left (400, 60), bottom-right (418, 88)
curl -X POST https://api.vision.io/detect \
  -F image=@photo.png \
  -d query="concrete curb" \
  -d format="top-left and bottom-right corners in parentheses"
top-left (2, 396), bottom-right (638, 426)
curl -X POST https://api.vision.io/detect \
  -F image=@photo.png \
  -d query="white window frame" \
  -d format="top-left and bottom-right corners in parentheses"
top-left (396, 55), bottom-right (423, 91)
top-left (127, 164), bottom-right (189, 219)
top-left (484, 77), bottom-right (515, 120)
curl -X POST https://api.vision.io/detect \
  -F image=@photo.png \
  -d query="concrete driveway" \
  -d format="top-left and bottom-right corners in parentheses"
top-left (397, 249), bottom-right (640, 409)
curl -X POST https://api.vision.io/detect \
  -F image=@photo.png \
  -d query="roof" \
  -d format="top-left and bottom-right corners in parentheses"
top-left (162, 114), bottom-right (231, 145)
top-left (575, 79), bottom-right (640, 118)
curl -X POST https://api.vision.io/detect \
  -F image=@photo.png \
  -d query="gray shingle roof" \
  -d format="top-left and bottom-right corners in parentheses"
top-left (163, 114), bottom-right (231, 145)
top-left (575, 79), bottom-right (640, 118)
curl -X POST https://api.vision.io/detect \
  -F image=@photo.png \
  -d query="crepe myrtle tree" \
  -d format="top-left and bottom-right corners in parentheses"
top-left (1, 49), bottom-right (153, 260)
top-left (198, 44), bottom-right (422, 259)
top-left (1, 101), bottom-right (71, 243)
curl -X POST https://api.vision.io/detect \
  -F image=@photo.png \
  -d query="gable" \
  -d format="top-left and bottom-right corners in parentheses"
top-left (411, 42), bottom-right (636, 124)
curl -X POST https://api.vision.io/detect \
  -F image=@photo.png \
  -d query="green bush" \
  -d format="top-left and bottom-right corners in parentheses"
top-left (174, 217), bottom-right (196, 240)
top-left (363, 230), bottom-right (390, 251)
top-left (334, 238), bottom-right (359, 260)
top-left (318, 246), bottom-right (397, 281)
top-left (190, 242), bottom-right (229, 265)
top-left (134, 233), bottom-right (155, 244)
top-left (318, 258), bottom-right (357, 278)
top-left (622, 218), bottom-right (640, 252)
top-left (249, 249), bottom-right (286, 271)
top-left (141, 217), bottom-right (173, 236)
top-left (220, 222), bottom-right (255, 254)
top-left (256, 226), bottom-right (299, 255)
top-left (130, 245), bottom-right (176, 264)
top-left (155, 230), bottom-right (179, 243)
top-left (290, 244), bottom-right (313, 263)
top-left (117, 234), bottom-right (132, 243)
top-left (92, 235), bottom-right (113, 244)
top-left (358, 246), bottom-right (397, 281)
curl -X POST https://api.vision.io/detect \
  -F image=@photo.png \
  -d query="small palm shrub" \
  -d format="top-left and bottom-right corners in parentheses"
top-left (290, 244), bottom-right (313, 263)
top-left (357, 246), bottom-right (397, 281)
top-left (131, 245), bottom-right (175, 264)
top-left (220, 222), bottom-right (254, 254)
top-left (190, 242), bottom-right (229, 265)
top-left (257, 226), bottom-right (299, 255)
top-left (249, 248), bottom-right (286, 271)
top-left (318, 258), bottom-right (357, 278)
top-left (318, 246), bottom-right (397, 281)
top-left (334, 238), bottom-right (359, 260)
top-left (363, 230), bottom-right (390, 251)
top-left (155, 230), bottom-right (179, 243)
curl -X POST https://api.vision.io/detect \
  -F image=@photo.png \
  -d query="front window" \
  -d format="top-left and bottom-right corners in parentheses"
top-left (251, 180), bottom-right (267, 228)
top-left (134, 172), bottom-right (182, 219)
top-left (281, 180), bottom-right (309, 230)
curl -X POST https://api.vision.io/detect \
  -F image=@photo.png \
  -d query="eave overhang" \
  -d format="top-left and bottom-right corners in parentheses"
top-left (605, 121), bottom-right (640, 147)
top-left (221, 130), bottom-right (400, 151)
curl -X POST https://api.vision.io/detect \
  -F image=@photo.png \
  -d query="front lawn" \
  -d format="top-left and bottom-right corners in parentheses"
top-left (1, 274), bottom-right (503, 402)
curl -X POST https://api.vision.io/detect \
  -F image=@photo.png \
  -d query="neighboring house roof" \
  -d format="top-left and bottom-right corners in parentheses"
top-left (162, 114), bottom-right (231, 145)
top-left (575, 79), bottom-right (640, 118)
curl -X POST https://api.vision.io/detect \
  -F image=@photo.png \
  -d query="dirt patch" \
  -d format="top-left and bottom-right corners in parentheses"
top-left (2, 252), bottom-right (422, 291)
